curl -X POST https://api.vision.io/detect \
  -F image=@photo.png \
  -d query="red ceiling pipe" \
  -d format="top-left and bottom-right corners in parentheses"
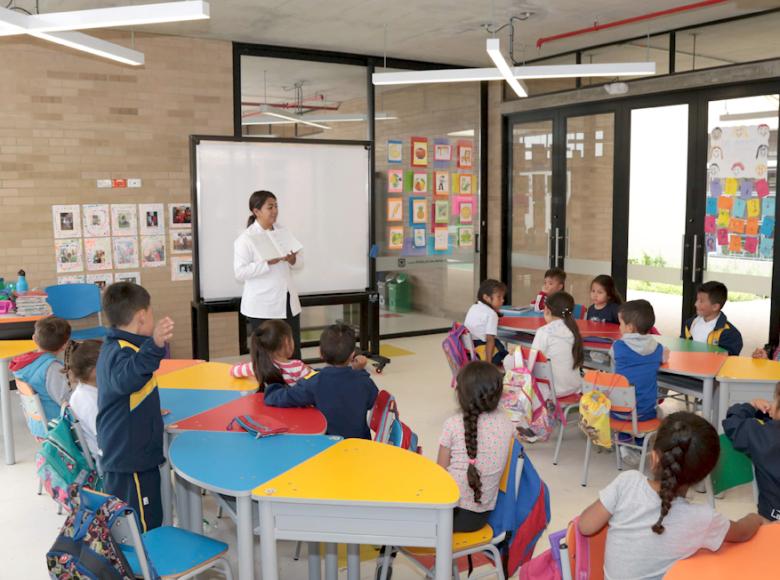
top-left (535, 0), bottom-right (728, 50)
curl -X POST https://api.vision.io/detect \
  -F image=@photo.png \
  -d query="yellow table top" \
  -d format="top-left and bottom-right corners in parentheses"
top-left (0, 340), bottom-right (36, 361)
top-left (716, 356), bottom-right (780, 382)
top-left (252, 438), bottom-right (460, 507)
top-left (156, 361), bottom-right (257, 392)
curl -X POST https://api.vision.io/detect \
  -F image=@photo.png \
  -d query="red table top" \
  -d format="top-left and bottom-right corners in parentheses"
top-left (499, 317), bottom-right (623, 340)
top-left (167, 392), bottom-right (327, 435)
top-left (661, 351), bottom-right (728, 378)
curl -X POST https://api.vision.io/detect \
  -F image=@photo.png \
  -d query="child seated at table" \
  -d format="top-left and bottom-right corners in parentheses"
top-left (531, 267), bottom-right (565, 312)
top-left (10, 316), bottom-right (72, 422)
top-left (529, 291), bottom-right (583, 398)
top-left (64, 339), bottom-right (103, 457)
top-left (683, 281), bottom-right (743, 355)
top-left (586, 274), bottom-right (622, 324)
top-left (230, 320), bottom-right (311, 391)
top-left (264, 323), bottom-right (378, 439)
top-left (579, 411), bottom-right (763, 580)
top-left (723, 383), bottom-right (780, 522)
top-left (752, 339), bottom-right (780, 361)
top-left (464, 279), bottom-right (508, 366)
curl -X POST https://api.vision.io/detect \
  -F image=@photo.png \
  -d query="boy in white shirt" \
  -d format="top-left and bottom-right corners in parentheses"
top-left (464, 279), bottom-right (507, 366)
top-left (64, 340), bottom-right (103, 457)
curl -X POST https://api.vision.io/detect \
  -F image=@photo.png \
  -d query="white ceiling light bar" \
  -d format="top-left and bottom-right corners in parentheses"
top-left (486, 38), bottom-right (528, 97)
top-left (244, 112), bottom-right (397, 125)
top-left (258, 106), bottom-right (331, 130)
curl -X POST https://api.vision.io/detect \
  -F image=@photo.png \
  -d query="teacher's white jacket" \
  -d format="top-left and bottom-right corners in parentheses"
top-left (233, 222), bottom-right (302, 319)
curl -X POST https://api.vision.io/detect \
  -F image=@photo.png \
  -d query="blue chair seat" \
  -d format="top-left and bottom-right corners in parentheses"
top-left (71, 326), bottom-right (107, 341)
top-left (122, 526), bottom-right (229, 578)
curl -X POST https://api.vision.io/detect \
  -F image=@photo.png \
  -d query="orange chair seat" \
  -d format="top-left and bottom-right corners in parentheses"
top-left (405, 524), bottom-right (494, 555)
top-left (557, 393), bottom-right (581, 406)
top-left (610, 417), bottom-right (661, 434)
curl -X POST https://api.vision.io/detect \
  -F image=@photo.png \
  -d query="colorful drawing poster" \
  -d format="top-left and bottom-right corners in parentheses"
top-left (762, 197), bottom-right (775, 217)
top-left (112, 237), bottom-right (139, 269)
top-left (412, 172), bottom-right (428, 194)
top-left (52, 205), bottom-right (82, 239)
top-left (756, 179), bottom-right (770, 198)
top-left (717, 196), bottom-right (733, 211)
top-left (111, 204), bottom-right (138, 236)
top-left (433, 142), bottom-right (452, 162)
top-left (411, 137), bottom-right (428, 167)
top-left (169, 203), bottom-right (192, 228)
top-left (387, 197), bottom-right (403, 222)
top-left (716, 209), bottom-right (730, 228)
top-left (388, 226), bottom-right (404, 250)
top-left (761, 217), bottom-right (775, 237)
top-left (412, 227), bottom-right (426, 249)
top-left (717, 228), bottom-right (729, 245)
top-left (139, 203), bottom-right (164, 236)
top-left (82, 204), bottom-right (110, 237)
top-left (453, 195), bottom-right (474, 224)
top-left (55, 239), bottom-right (83, 273)
top-left (760, 236), bottom-right (773, 258)
top-left (115, 271), bottom-right (141, 285)
top-left (729, 218), bottom-right (746, 234)
top-left (704, 215), bottom-right (716, 233)
top-left (732, 198), bottom-right (746, 219)
top-left (744, 237), bottom-right (759, 254)
top-left (84, 238), bottom-right (113, 271)
top-left (171, 256), bottom-right (193, 281)
top-left (434, 227), bottom-right (449, 251)
top-left (706, 197), bottom-right (718, 216)
top-left (457, 140), bottom-right (474, 169)
top-left (746, 198), bottom-right (761, 219)
top-left (724, 178), bottom-right (738, 196)
top-left (458, 174), bottom-right (474, 195)
top-left (86, 273), bottom-right (113, 291)
top-left (434, 171), bottom-right (449, 195)
top-left (57, 275), bottom-right (85, 285)
top-left (710, 179), bottom-right (722, 197)
top-left (387, 140), bottom-right (403, 164)
top-left (746, 218), bottom-right (760, 236)
top-left (170, 228), bottom-right (193, 254)
top-left (705, 234), bottom-right (716, 253)
top-left (141, 235), bottom-right (166, 267)
top-left (739, 179), bottom-right (753, 198)
top-left (409, 197), bottom-right (427, 225)
top-left (434, 200), bottom-right (449, 224)
top-left (709, 125), bottom-right (770, 179)
top-left (729, 235), bottom-right (742, 253)
top-left (458, 226), bottom-right (474, 247)
top-left (387, 169), bottom-right (403, 193)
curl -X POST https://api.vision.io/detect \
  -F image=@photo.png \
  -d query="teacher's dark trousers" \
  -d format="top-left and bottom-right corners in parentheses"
top-left (246, 293), bottom-right (302, 360)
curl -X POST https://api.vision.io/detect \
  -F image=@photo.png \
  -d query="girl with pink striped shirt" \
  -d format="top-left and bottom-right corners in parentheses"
top-left (230, 320), bottom-right (311, 391)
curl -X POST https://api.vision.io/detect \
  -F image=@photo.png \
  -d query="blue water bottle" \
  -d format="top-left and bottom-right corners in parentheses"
top-left (16, 269), bottom-right (28, 293)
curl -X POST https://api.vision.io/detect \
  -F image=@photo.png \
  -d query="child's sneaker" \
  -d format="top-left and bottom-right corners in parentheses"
top-left (618, 446), bottom-right (641, 468)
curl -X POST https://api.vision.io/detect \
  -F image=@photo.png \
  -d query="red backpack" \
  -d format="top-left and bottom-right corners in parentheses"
top-left (369, 390), bottom-right (422, 454)
top-left (442, 322), bottom-right (475, 387)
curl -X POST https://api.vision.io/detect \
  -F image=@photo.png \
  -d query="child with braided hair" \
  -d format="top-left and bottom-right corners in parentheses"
top-left (63, 339), bottom-right (103, 457)
top-left (579, 411), bottom-right (763, 580)
top-left (438, 361), bottom-right (515, 532)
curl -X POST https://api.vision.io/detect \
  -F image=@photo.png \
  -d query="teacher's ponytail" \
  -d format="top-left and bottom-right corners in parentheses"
top-left (247, 190), bottom-right (277, 227)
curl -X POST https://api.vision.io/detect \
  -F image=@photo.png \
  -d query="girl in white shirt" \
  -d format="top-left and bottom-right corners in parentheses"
top-left (464, 279), bottom-right (508, 366)
top-left (234, 190), bottom-right (303, 358)
top-left (530, 291), bottom-right (583, 398)
top-left (63, 339), bottom-right (102, 458)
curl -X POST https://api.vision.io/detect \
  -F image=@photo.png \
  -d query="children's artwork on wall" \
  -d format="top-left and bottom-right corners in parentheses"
top-left (452, 195), bottom-right (474, 224)
top-left (729, 234), bottom-right (742, 253)
top-left (705, 197), bottom-right (718, 215)
top-left (709, 179), bottom-right (722, 197)
top-left (411, 137), bottom-right (428, 167)
top-left (169, 203), bottom-right (192, 228)
top-left (759, 235), bottom-right (773, 258)
top-left (412, 226), bottom-right (426, 249)
top-left (728, 218), bottom-right (746, 234)
top-left (458, 174), bottom-right (473, 195)
top-left (760, 216), bottom-right (775, 237)
top-left (434, 171), bottom-right (449, 194)
top-left (716, 209), bottom-right (730, 228)
top-left (111, 204), bottom-right (138, 236)
top-left (704, 215), bottom-right (716, 233)
top-left (746, 217), bottom-right (760, 236)
top-left (724, 178), bottom-right (738, 196)
top-left (112, 237), bottom-right (139, 269)
top-left (708, 125), bottom-right (770, 179)
top-left (52, 205), bottom-right (82, 239)
top-left (58, 275), bottom-right (86, 285)
top-left (55, 239), bottom-right (83, 273)
top-left (433, 143), bottom-right (452, 162)
top-left (717, 196), bottom-right (733, 211)
top-left (84, 238), bottom-right (113, 271)
top-left (731, 198), bottom-right (746, 219)
top-left (457, 140), bottom-right (474, 169)
top-left (739, 179), bottom-right (753, 199)
top-left (705, 234), bottom-right (716, 253)
top-left (139, 203), bottom-right (164, 236)
top-left (387, 197), bottom-right (403, 222)
top-left (744, 236), bottom-right (759, 254)
top-left (434, 226), bottom-right (449, 251)
top-left (756, 179), bottom-right (769, 198)
top-left (409, 197), bottom-right (428, 225)
top-left (761, 197), bottom-right (775, 217)
top-left (171, 228), bottom-right (193, 254)
top-left (434, 199), bottom-right (449, 224)
top-left (82, 204), bottom-right (110, 237)
top-left (746, 198), bottom-right (761, 219)
top-left (115, 271), bottom-right (141, 285)
top-left (141, 235), bottom-right (166, 267)
top-left (387, 169), bottom-right (403, 193)
top-left (86, 273), bottom-right (113, 291)
top-left (388, 226), bottom-right (404, 250)
top-left (387, 140), bottom-right (403, 164)
top-left (458, 226), bottom-right (474, 247)
top-left (171, 256), bottom-right (193, 281)
top-left (412, 172), bottom-right (428, 193)
top-left (716, 228), bottom-right (729, 246)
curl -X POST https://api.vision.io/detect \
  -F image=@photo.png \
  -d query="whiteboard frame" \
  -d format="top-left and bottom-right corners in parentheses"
top-left (190, 135), bottom-right (374, 304)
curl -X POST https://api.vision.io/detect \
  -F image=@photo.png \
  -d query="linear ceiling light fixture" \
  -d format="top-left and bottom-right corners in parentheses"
top-left (243, 111), bottom-right (397, 125)
top-left (486, 38), bottom-right (528, 97)
top-left (0, 1), bottom-right (209, 66)
top-left (258, 105), bottom-right (331, 130)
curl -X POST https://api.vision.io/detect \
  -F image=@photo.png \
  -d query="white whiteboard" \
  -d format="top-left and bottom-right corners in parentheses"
top-left (195, 139), bottom-right (370, 301)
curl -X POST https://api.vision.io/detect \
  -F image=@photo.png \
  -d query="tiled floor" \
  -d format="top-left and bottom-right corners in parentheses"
top-left (0, 333), bottom-right (756, 578)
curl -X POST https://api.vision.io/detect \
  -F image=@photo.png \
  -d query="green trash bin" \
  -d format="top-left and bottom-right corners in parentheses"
top-left (388, 273), bottom-right (411, 313)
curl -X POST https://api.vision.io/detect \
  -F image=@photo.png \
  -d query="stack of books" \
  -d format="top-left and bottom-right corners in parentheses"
top-left (15, 290), bottom-right (52, 317)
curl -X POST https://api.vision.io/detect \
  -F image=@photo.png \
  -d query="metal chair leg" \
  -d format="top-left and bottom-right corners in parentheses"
top-left (615, 435), bottom-right (623, 472)
top-left (293, 540), bottom-right (303, 561)
top-left (553, 406), bottom-right (574, 466)
top-left (37, 478), bottom-right (43, 495)
top-left (581, 438), bottom-right (592, 487)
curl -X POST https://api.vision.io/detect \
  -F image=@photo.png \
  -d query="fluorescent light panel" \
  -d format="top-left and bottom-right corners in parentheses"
top-left (486, 38), bottom-right (528, 97)
top-left (244, 111), bottom-right (396, 125)
top-left (259, 106), bottom-right (331, 130)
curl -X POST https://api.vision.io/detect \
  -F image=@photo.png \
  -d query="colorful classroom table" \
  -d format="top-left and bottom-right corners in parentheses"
top-left (498, 316), bottom-right (623, 340)
top-left (716, 357), bottom-right (780, 428)
top-left (0, 313), bottom-right (44, 340)
top-left (0, 339), bottom-right (36, 465)
top-left (156, 361), bottom-right (257, 392)
top-left (169, 431), bottom-right (340, 580)
top-left (253, 438), bottom-right (460, 580)
top-left (665, 523), bottom-right (780, 579)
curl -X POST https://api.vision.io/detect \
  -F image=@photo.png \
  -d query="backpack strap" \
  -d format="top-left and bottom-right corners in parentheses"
top-left (227, 415), bottom-right (288, 438)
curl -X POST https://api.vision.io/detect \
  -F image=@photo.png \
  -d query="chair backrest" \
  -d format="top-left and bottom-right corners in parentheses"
top-left (442, 322), bottom-right (477, 385)
top-left (520, 346), bottom-right (556, 401)
top-left (110, 508), bottom-right (155, 580)
top-left (45, 283), bottom-right (102, 321)
top-left (564, 517), bottom-right (607, 580)
top-left (582, 370), bottom-right (637, 430)
top-left (16, 379), bottom-right (49, 440)
top-left (711, 433), bottom-right (755, 496)
top-left (573, 304), bottom-right (587, 320)
top-left (65, 405), bottom-right (97, 471)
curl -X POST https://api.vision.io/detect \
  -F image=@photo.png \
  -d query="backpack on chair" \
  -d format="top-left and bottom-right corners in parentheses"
top-left (369, 390), bottom-right (422, 454)
top-left (442, 322), bottom-right (476, 387)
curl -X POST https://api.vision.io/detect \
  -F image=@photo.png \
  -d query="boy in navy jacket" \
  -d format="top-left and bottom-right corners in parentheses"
top-left (723, 383), bottom-right (780, 522)
top-left (682, 281), bottom-right (743, 356)
top-left (264, 323), bottom-right (378, 439)
top-left (96, 282), bottom-right (174, 531)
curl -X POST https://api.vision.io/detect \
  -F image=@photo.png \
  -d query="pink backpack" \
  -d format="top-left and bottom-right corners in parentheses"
top-left (442, 322), bottom-right (475, 387)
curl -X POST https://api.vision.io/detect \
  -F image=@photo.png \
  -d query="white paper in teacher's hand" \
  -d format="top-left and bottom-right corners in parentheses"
top-left (250, 228), bottom-right (303, 261)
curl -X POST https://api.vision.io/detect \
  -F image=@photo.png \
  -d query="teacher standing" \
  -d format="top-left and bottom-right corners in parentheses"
top-left (234, 190), bottom-right (302, 359)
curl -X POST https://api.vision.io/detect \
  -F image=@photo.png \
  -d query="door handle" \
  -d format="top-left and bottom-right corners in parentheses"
top-left (691, 234), bottom-right (698, 283)
top-left (554, 227), bottom-right (561, 267)
top-left (680, 234), bottom-right (686, 281)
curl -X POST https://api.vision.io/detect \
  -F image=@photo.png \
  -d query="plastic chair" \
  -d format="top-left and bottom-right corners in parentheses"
top-left (558, 517), bottom-right (607, 580)
top-left (45, 283), bottom-right (107, 340)
top-left (708, 433), bottom-right (758, 508)
top-left (580, 370), bottom-right (661, 487)
top-left (573, 304), bottom-right (587, 320)
top-left (15, 379), bottom-right (49, 441)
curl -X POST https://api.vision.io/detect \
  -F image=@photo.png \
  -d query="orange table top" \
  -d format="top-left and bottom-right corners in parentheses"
top-left (662, 351), bottom-right (728, 379)
top-left (665, 524), bottom-right (780, 579)
top-left (0, 314), bottom-right (45, 325)
top-left (155, 358), bottom-right (205, 377)
top-left (499, 317), bottom-right (622, 340)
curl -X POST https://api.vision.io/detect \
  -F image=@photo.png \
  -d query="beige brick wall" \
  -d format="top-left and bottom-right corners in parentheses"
top-left (0, 31), bottom-right (235, 358)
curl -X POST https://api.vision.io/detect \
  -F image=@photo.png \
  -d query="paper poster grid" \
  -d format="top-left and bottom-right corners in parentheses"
top-left (141, 235), bottom-right (166, 267)
top-left (55, 239), bottom-right (83, 273)
top-left (82, 204), bottom-right (110, 237)
top-left (139, 203), bottom-right (165, 236)
top-left (115, 271), bottom-right (141, 285)
top-left (170, 228), bottom-right (193, 254)
top-left (86, 273), bottom-right (113, 291)
top-left (84, 238), bottom-right (113, 271)
top-left (111, 204), bottom-right (138, 236)
top-left (52, 205), bottom-right (82, 239)
top-left (113, 237), bottom-right (139, 269)
top-left (171, 255), bottom-right (193, 281)
top-left (169, 202), bottom-right (192, 228)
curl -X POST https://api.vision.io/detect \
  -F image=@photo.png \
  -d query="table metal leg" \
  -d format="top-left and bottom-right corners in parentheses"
top-left (236, 495), bottom-right (254, 580)
top-left (718, 379), bottom-right (729, 433)
top-left (308, 542), bottom-right (321, 580)
top-left (181, 478), bottom-right (202, 532)
top-left (434, 509), bottom-right (453, 580)
top-left (325, 543), bottom-right (338, 580)
top-left (702, 378), bottom-right (713, 425)
top-left (161, 432), bottom-right (172, 526)
top-left (259, 502), bottom-right (279, 580)
top-left (1, 361), bottom-right (16, 465)
top-left (347, 543), bottom-right (360, 580)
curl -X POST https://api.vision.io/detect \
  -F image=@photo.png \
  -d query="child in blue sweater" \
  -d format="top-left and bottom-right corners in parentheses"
top-left (96, 282), bottom-right (174, 532)
top-left (264, 323), bottom-right (378, 439)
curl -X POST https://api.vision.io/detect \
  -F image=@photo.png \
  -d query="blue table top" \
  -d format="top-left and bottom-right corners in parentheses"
top-left (168, 431), bottom-right (341, 496)
top-left (159, 388), bottom-right (244, 427)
